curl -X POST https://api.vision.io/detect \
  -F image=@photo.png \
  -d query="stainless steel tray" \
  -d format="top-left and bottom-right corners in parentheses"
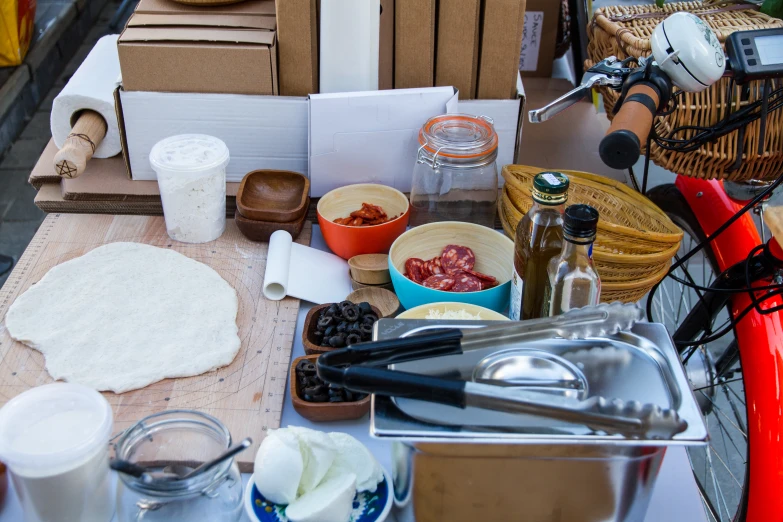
top-left (370, 320), bottom-right (707, 446)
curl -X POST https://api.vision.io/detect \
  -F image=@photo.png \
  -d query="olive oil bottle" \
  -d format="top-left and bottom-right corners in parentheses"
top-left (509, 172), bottom-right (569, 320)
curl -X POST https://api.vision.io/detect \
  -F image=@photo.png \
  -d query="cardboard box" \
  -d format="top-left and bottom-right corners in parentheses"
top-left (435, 0), bottom-right (481, 100)
top-left (276, 0), bottom-right (318, 96)
top-left (379, 0), bottom-right (394, 90)
top-left (309, 87), bottom-right (458, 196)
top-left (477, 0), bottom-right (527, 99)
top-left (116, 89), bottom-right (309, 181)
top-left (518, 0), bottom-right (560, 78)
top-left (462, 74), bottom-right (526, 177)
top-left (118, 6), bottom-right (278, 95)
top-left (309, 76), bottom-right (525, 196)
top-left (394, 0), bottom-right (435, 89)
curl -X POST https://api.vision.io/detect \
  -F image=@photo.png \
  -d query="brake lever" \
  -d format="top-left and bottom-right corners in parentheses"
top-left (528, 57), bottom-right (636, 123)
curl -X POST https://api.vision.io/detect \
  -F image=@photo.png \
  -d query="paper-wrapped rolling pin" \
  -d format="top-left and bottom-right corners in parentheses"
top-left (51, 34), bottom-right (121, 178)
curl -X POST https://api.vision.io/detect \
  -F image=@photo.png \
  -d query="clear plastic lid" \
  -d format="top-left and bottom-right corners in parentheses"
top-left (149, 134), bottom-right (230, 174)
top-left (0, 383), bottom-right (113, 472)
top-left (418, 114), bottom-right (499, 162)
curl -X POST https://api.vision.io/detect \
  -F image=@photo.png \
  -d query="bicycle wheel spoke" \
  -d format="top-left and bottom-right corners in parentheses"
top-left (724, 382), bottom-right (746, 407)
top-left (722, 384), bottom-right (748, 433)
top-left (709, 444), bottom-right (743, 490)
top-left (707, 448), bottom-right (733, 520)
top-left (714, 414), bottom-right (746, 476)
top-left (700, 390), bottom-right (748, 439)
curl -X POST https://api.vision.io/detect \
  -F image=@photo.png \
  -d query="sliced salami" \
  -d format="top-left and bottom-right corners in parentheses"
top-left (424, 257), bottom-right (443, 276)
top-left (405, 258), bottom-right (426, 283)
top-left (464, 269), bottom-right (497, 283)
top-left (451, 271), bottom-right (483, 292)
top-left (422, 274), bottom-right (455, 291)
top-left (441, 245), bottom-right (476, 274)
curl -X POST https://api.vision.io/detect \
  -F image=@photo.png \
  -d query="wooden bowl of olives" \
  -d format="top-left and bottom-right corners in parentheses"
top-left (302, 301), bottom-right (381, 355)
top-left (290, 355), bottom-right (370, 422)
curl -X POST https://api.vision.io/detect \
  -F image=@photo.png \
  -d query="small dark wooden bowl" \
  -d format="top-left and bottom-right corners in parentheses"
top-left (290, 354), bottom-right (370, 422)
top-left (234, 205), bottom-right (307, 242)
top-left (302, 303), bottom-right (381, 355)
top-left (237, 170), bottom-right (310, 222)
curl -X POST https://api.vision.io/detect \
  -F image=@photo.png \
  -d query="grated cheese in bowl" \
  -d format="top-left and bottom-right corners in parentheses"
top-left (424, 308), bottom-right (482, 320)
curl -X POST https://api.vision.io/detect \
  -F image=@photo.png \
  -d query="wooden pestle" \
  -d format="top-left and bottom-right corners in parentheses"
top-left (53, 110), bottom-right (107, 178)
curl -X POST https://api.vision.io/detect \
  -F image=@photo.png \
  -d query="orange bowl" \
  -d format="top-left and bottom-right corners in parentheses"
top-left (317, 184), bottom-right (410, 259)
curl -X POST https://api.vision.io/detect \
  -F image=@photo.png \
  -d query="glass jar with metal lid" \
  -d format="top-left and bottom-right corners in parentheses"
top-left (114, 410), bottom-right (243, 522)
top-left (410, 114), bottom-right (499, 227)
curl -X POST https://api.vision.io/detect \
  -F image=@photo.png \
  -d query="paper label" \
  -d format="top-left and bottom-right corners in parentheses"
top-left (509, 267), bottom-right (524, 320)
top-left (519, 11), bottom-right (544, 72)
top-left (542, 173), bottom-right (562, 185)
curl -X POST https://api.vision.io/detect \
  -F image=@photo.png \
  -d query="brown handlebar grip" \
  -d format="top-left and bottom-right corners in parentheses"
top-left (53, 110), bottom-right (107, 179)
top-left (599, 83), bottom-right (660, 170)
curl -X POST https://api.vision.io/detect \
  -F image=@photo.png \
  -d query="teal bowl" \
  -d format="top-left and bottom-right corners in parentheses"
top-left (388, 222), bottom-right (515, 313)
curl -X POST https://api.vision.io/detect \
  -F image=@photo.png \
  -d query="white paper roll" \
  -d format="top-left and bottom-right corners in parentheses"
top-left (263, 230), bottom-right (353, 304)
top-left (51, 34), bottom-right (122, 159)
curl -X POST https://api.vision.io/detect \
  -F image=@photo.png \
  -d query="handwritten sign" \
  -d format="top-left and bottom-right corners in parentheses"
top-left (519, 11), bottom-right (544, 72)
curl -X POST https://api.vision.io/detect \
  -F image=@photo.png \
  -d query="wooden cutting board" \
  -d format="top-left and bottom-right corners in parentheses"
top-left (0, 214), bottom-right (311, 472)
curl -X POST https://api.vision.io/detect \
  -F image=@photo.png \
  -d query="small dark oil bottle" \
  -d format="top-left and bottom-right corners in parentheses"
top-left (509, 172), bottom-right (569, 321)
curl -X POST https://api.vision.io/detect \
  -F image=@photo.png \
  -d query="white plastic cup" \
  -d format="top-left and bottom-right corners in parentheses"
top-left (0, 383), bottom-right (114, 522)
top-left (149, 134), bottom-right (230, 244)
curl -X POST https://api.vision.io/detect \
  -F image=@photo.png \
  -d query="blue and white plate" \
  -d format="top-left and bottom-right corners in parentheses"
top-left (244, 469), bottom-right (393, 522)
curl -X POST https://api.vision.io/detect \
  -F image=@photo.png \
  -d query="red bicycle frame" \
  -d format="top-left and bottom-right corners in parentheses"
top-left (677, 175), bottom-right (783, 522)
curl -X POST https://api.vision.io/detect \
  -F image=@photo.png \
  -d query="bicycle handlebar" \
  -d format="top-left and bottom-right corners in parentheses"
top-left (599, 83), bottom-right (661, 170)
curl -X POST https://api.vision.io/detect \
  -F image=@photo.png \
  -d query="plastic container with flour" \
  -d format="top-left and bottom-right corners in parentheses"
top-left (150, 134), bottom-right (230, 243)
top-left (0, 383), bottom-right (114, 522)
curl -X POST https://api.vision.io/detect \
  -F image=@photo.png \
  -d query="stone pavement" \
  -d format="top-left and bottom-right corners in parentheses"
top-left (0, 0), bottom-right (132, 287)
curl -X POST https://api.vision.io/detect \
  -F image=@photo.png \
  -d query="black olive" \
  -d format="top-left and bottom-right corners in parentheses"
top-left (358, 302), bottom-right (372, 315)
top-left (329, 396), bottom-right (344, 403)
top-left (324, 325), bottom-right (336, 337)
top-left (344, 390), bottom-right (354, 401)
top-left (329, 335), bottom-right (346, 348)
top-left (363, 313), bottom-right (378, 324)
top-left (343, 305), bottom-right (360, 322)
top-left (313, 330), bottom-right (324, 341)
top-left (311, 394), bottom-right (329, 403)
top-left (360, 322), bottom-right (374, 335)
top-left (355, 393), bottom-right (367, 400)
top-left (336, 322), bottom-right (348, 333)
top-left (303, 393), bottom-right (314, 401)
top-left (327, 303), bottom-right (339, 316)
top-left (317, 315), bottom-right (335, 329)
top-left (339, 300), bottom-right (353, 309)
top-left (296, 360), bottom-right (311, 371)
top-left (346, 333), bottom-right (361, 346)
top-left (304, 385), bottom-right (326, 395)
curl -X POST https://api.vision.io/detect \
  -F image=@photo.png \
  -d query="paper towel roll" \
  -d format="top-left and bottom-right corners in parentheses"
top-left (51, 35), bottom-right (121, 159)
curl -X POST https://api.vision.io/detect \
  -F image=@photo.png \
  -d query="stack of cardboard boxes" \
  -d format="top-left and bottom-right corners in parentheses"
top-left (32, 0), bottom-right (531, 213)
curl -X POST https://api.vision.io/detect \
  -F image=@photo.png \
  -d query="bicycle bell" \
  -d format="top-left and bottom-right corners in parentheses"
top-left (650, 12), bottom-right (725, 92)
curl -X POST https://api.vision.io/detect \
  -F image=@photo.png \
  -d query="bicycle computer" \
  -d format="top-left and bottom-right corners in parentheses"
top-left (726, 28), bottom-right (783, 84)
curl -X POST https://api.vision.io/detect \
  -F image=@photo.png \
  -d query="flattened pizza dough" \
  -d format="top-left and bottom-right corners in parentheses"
top-left (4, 242), bottom-right (240, 393)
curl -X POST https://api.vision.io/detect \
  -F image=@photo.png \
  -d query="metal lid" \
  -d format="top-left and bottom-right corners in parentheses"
top-left (418, 114), bottom-right (498, 163)
top-left (532, 172), bottom-right (569, 205)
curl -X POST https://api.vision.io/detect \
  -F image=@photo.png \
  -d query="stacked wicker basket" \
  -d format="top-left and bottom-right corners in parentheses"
top-left (499, 165), bottom-right (683, 303)
top-left (587, 1), bottom-right (783, 182)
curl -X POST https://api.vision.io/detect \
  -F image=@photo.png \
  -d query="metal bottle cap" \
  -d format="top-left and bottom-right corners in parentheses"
top-left (532, 172), bottom-right (569, 205)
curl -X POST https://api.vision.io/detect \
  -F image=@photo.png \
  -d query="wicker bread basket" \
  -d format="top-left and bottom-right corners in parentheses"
top-left (587, 1), bottom-right (783, 182)
top-left (500, 165), bottom-right (683, 303)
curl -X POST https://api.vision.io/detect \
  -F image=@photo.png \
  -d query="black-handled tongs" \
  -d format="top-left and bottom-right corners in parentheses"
top-left (317, 303), bottom-right (688, 440)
